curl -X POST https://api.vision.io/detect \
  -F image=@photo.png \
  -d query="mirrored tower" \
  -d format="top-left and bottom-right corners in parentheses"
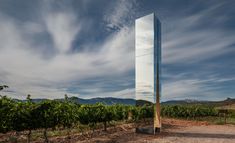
top-left (135, 13), bottom-right (161, 134)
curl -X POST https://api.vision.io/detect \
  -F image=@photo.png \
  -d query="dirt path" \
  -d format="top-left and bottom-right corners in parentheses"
top-left (76, 119), bottom-right (235, 143)
top-left (154, 119), bottom-right (235, 143)
top-left (155, 125), bottom-right (235, 143)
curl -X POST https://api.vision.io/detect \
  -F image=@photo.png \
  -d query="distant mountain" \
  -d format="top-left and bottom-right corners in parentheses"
top-left (15, 97), bottom-right (235, 106)
top-left (66, 97), bottom-right (136, 105)
top-left (223, 97), bottom-right (235, 103)
top-left (161, 98), bottom-right (235, 106)
top-left (17, 97), bottom-right (135, 105)
top-left (161, 99), bottom-right (206, 105)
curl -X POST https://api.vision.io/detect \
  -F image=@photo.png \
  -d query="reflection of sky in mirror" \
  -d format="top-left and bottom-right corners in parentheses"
top-left (135, 14), bottom-right (154, 102)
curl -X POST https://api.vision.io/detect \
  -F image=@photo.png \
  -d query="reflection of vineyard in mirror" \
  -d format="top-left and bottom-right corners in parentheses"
top-left (135, 13), bottom-right (161, 134)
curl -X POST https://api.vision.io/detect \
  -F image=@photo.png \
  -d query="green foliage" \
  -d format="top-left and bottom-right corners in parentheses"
top-left (161, 105), bottom-right (218, 118)
top-left (0, 96), bottom-right (15, 132)
top-left (1, 96), bottom-right (229, 137)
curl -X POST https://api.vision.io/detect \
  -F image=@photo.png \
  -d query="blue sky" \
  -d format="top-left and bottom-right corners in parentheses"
top-left (0, 0), bottom-right (234, 101)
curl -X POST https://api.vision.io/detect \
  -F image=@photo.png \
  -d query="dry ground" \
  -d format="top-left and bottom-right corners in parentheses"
top-left (52, 118), bottom-right (235, 143)
top-left (1, 118), bottom-right (235, 143)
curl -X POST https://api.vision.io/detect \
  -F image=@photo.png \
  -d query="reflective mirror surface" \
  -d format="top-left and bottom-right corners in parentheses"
top-left (135, 13), bottom-right (161, 133)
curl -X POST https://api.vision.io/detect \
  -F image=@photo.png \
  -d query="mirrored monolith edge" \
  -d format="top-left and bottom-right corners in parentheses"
top-left (135, 13), bottom-right (161, 135)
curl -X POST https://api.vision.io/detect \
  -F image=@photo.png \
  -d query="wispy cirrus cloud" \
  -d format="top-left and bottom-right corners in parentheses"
top-left (159, 1), bottom-right (235, 101)
top-left (103, 0), bottom-right (137, 30)
top-left (0, 0), bottom-right (234, 101)
top-left (162, 72), bottom-right (235, 101)
top-left (0, 0), bottom-right (136, 99)
top-left (44, 12), bottom-right (80, 54)
top-left (162, 3), bottom-right (235, 64)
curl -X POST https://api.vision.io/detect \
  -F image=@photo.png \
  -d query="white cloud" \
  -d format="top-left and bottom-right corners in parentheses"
top-left (161, 3), bottom-right (235, 101)
top-left (103, 0), bottom-right (137, 30)
top-left (0, 1), bottom-right (135, 99)
top-left (163, 79), bottom-right (202, 100)
top-left (1, 0), bottom-right (233, 101)
top-left (162, 73), bottom-right (235, 101)
top-left (44, 11), bottom-right (80, 53)
top-left (82, 88), bottom-right (135, 99)
top-left (162, 77), bottom-right (224, 101)
top-left (162, 4), bottom-right (235, 64)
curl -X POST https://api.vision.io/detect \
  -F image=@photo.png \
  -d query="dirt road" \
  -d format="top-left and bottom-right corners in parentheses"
top-left (77, 119), bottom-right (235, 143)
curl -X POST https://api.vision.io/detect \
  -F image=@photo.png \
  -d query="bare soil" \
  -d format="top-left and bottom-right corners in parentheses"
top-left (52, 118), bottom-right (235, 143)
top-left (1, 118), bottom-right (235, 143)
